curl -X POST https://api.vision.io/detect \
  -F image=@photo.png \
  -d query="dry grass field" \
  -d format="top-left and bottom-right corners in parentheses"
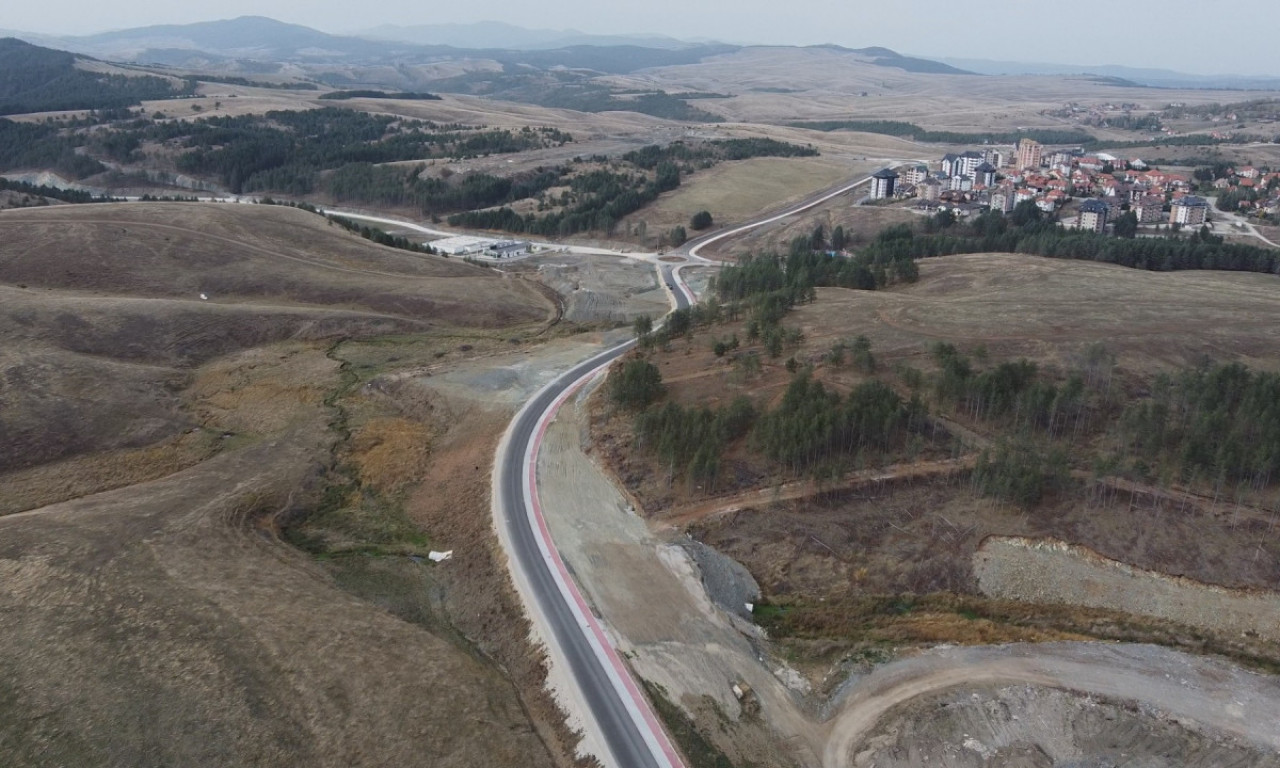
top-left (608, 47), bottom-right (1270, 130)
top-left (617, 156), bottom-right (854, 236)
top-left (0, 203), bottom-right (551, 484)
top-left (794, 254), bottom-right (1280, 371)
top-left (698, 200), bottom-right (922, 259)
top-left (593, 253), bottom-right (1280, 670)
top-left (0, 202), bottom-right (573, 767)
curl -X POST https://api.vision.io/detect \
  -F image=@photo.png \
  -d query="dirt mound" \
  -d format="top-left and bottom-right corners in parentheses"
top-left (976, 536), bottom-right (1280, 642)
top-left (852, 683), bottom-right (1280, 768)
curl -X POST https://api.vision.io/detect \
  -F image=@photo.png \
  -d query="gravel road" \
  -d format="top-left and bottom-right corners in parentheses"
top-left (822, 642), bottom-right (1280, 768)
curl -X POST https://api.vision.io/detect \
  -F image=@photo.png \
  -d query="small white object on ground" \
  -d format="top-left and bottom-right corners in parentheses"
top-left (428, 550), bottom-right (454, 563)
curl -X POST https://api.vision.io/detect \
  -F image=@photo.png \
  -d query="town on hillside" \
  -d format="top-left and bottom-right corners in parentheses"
top-left (867, 138), bottom-right (1280, 233)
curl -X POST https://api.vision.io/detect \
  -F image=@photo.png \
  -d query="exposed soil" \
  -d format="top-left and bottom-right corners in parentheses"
top-left (849, 682), bottom-right (1280, 768)
top-left (510, 251), bottom-right (670, 325)
top-left (976, 536), bottom-right (1280, 642)
top-left (540, 384), bottom-right (814, 767)
top-left (692, 477), bottom-right (1280, 603)
top-left (583, 252), bottom-right (1280, 765)
top-left (821, 642), bottom-right (1280, 768)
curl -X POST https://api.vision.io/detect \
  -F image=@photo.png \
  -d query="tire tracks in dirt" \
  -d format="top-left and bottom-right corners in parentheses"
top-left (820, 642), bottom-right (1280, 767)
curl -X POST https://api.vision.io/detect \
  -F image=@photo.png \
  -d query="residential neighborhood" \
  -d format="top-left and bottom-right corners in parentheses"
top-left (878, 136), bottom-right (1280, 233)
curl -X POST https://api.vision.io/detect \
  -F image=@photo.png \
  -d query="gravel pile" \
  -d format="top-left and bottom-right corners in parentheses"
top-left (854, 683), bottom-right (1280, 768)
top-left (680, 539), bottom-right (761, 620)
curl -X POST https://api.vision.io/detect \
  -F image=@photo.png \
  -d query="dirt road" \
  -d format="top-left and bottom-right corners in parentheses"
top-left (821, 642), bottom-right (1280, 767)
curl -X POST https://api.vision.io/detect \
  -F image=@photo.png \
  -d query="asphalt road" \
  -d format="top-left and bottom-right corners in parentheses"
top-left (683, 172), bottom-right (877, 260)
top-left (491, 169), bottom-right (880, 768)
top-left (493, 265), bottom-right (692, 768)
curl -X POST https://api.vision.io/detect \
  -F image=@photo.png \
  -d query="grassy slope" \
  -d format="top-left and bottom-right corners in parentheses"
top-left (595, 253), bottom-right (1280, 672)
top-left (0, 203), bottom-right (550, 479)
top-left (0, 202), bottom-right (563, 767)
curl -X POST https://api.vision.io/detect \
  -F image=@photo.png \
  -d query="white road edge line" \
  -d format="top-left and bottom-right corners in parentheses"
top-left (688, 174), bottom-right (875, 260)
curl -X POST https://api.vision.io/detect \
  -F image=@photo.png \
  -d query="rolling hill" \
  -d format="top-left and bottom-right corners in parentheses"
top-left (0, 202), bottom-right (562, 767)
top-left (0, 37), bottom-right (186, 115)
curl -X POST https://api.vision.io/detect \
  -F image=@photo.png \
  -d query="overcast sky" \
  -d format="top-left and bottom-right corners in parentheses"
top-left (5, 0), bottom-right (1278, 76)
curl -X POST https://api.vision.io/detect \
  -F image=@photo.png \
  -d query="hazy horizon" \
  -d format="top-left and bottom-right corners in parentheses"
top-left (4, 1), bottom-right (1278, 78)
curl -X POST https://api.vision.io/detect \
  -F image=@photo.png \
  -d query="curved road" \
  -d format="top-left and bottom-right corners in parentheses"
top-left (485, 168), bottom-right (878, 768)
top-left (684, 172), bottom-right (875, 261)
top-left (330, 169), bottom-right (881, 767)
top-left (821, 642), bottom-right (1280, 767)
top-left (491, 265), bottom-right (693, 768)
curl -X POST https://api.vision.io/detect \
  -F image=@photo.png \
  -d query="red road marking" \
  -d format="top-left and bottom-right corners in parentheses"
top-left (526, 366), bottom-right (686, 768)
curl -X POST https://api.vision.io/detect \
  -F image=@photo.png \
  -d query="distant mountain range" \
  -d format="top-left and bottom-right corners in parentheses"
top-left (826, 46), bottom-right (972, 76)
top-left (9, 16), bottom-right (1275, 102)
top-left (3, 17), bottom-right (1278, 92)
top-left (15, 16), bottom-right (424, 65)
top-left (0, 16), bottom-right (737, 76)
top-left (939, 57), bottom-right (1280, 91)
top-left (0, 16), bottom-right (975, 79)
top-left (359, 21), bottom-right (697, 51)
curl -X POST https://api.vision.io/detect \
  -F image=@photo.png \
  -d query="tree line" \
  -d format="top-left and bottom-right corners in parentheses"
top-left (0, 177), bottom-right (119, 204)
top-left (1120, 361), bottom-right (1280, 491)
top-left (538, 87), bottom-right (724, 123)
top-left (0, 108), bottom-right (572, 194)
top-left (325, 214), bottom-right (439, 255)
top-left (0, 38), bottom-right (192, 116)
top-left (450, 162), bottom-right (680, 236)
top-left (715, 228), bottom-right (919, 306)
top-left (324, 163), bottom-right (565, 214)
top-left (621, 138), bottom-right (818, 170)
top-left (450, 137), bottom-right (817, 237)
top-left (890, 202), bottom-right (1280, 275)
top-left (0, 119), bottom-right (108, 179)
top-left (170, 110), bottom-right (567, 193)
top-left (318, 90), bottom-right (442, 101)
top-left (613, 359), bottom-right (920, 488)
top-left (927, 342), bottom-right (1095, 439)
top-left (189, 75), bottom-right (317, 91)
top-left (786, 119), bottom-right (1094, 147)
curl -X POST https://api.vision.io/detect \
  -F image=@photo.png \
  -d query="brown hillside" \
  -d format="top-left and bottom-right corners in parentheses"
top-left (0, 202), bottom-right (565, 768)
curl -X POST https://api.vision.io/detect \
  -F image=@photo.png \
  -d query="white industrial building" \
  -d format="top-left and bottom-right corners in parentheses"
top-left (430, 236), bottom-right (495, 255)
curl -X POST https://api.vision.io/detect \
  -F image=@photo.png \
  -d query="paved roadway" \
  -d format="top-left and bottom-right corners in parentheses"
top-left (682, 169), bottom-right (884, 260)
top-left (492, 264), bottom-right (693, 768)
top-left (491, 169), bottom-right (883, 768)
top-left (334, 168), bottom-right (884, 767)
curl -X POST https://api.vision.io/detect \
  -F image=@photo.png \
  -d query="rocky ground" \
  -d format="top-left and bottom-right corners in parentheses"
top-left (851, 683), bottom-right (1280, 768)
